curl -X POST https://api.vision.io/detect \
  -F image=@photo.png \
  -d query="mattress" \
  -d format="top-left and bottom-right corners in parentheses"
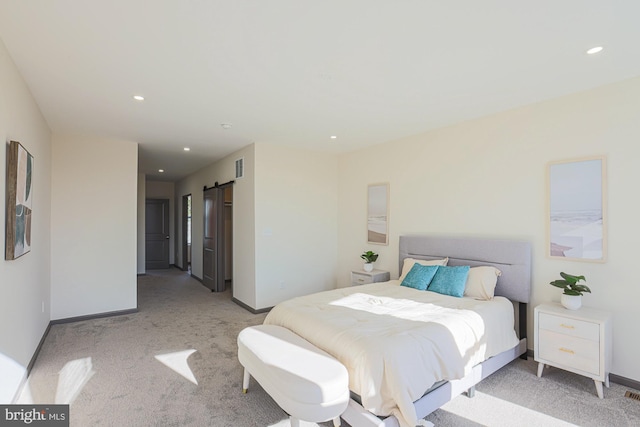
top-left (263, 280), bottom-right (519, 427)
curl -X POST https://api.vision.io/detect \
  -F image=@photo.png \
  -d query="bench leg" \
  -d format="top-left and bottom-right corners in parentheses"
top-left (333, 417), bottom-right (341, 427)
top-left (242, 368), bottom-right (250, 393)
top-left (290, 416), bottom-right (300, 427)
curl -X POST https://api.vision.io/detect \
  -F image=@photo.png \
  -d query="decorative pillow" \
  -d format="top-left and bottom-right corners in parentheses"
top-left (464, 266), bottom-right (502, 300)
top-left (398, 257), bottom-right (448, 282)
top-left (427, 265), bottom-right (470, 298)
top-left (400, 264), bottom-right (440, 291)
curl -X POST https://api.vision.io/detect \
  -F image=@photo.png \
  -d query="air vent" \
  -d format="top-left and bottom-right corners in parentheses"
top-left (235, 158), bottom-right (244, 179)
top-left (626, 390), bottom-right (640, 401)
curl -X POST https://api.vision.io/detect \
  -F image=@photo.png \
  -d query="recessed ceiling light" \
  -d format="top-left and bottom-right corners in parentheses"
top-left (586, 46), bottom-right (603, 55)
top-left (330, 135), bottom-right (337, 139)
top-left (158, 169), bottom-right (164, 173)
top-left (221, 123), bottom-right (232, 130)
top-left (133, 95), bottom-right (145, 101)
top-left (183, 147), bottom-right (190, 151)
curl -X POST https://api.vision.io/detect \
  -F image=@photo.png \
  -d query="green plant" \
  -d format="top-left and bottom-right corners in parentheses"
top-left (550, 272), bottom-right (591, 296)
top-left (360, 250), bottom-right (378, 263)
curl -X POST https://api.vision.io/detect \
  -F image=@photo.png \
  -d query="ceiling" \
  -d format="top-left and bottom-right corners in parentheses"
top-left (1, 1), bottom-right (639, 182)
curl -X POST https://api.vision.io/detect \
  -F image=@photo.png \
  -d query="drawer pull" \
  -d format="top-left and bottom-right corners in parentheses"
top-left (560, 323), bottom-right (575, 329)
top-left (559, 347), bottom-right (575, 354)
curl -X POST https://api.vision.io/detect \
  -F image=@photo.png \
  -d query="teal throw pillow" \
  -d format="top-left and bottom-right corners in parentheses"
top-left (428, 265), bottom-right (470, 297)
top-left (400, 264), bottom-right (439, 291)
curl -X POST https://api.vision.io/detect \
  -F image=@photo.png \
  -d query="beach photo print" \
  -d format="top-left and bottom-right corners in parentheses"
top-left (367, 183), bottom-right (389, 245)
top-left (548, 156), bottom-right (606, 262)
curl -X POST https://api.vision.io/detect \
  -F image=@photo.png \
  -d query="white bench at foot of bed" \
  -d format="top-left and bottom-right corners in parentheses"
top-left (237, 324), bottom-right (350, 427)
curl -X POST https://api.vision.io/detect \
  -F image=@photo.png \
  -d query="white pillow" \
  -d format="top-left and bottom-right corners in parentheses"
top-left (398, 257), bottom-right (448, 282)
top-left (464, 266), bottom-right (502, 300)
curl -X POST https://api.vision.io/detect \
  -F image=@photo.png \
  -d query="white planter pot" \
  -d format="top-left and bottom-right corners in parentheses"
top-left (363, 263), bottom-right (373, 272)
top-left (561, 294), bottom-right (582, 310)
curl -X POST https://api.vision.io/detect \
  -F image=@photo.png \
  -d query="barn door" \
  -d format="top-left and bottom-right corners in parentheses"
top-left (203, 186), bottom-right (226, 291)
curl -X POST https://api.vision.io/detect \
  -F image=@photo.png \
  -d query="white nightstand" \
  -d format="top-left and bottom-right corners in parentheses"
top-left (534, 303), bottom-right (612, 398)
top-left (350, 269), bottom-right (390, 286)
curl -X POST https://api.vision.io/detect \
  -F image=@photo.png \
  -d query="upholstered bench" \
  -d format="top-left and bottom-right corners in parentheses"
top-left (237, 324), bottom-right (349, 427)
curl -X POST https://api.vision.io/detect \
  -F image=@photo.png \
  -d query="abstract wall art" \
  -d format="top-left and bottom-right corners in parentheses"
top-left (5, 140), bottom-right (34, 260)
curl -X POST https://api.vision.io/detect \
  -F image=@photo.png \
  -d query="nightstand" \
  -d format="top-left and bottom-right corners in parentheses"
top-left (350, 269), bottom-right (390, 286)
top-left (534, 303), bottom-right (612, 398)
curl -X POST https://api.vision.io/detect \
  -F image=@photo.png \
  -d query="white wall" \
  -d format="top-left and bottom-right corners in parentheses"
top-left (0, 39), bottom-right (52, 403)
top-left (145, 180), bottom-right (175, 265)
top-left (337, 75), bottom-right (640, 382)
top-left (50, 134), bottom-right (138, 320)
top-left (254, 143), bottom-right (338, 308)
top-left (137, 173), bottom-right (146, 274)
top-left (175, 144), bottom-right (256, 306)
top-left (175, 143), bottom-right (339, 311)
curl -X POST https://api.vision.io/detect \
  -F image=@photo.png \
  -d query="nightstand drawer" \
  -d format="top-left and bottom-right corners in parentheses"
top-left (539, 312), bottom-right (599, 341)
top-left (350, 270), bottom-right (390, 286)
top-left (351, 272), bottom-right (374, 285)
top-left (534, 303), bottom-right (612, 398)
top-left (538, 329), bottom-right (600, 375)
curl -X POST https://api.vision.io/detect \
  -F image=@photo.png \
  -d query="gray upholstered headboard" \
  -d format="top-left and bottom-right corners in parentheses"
top-left (399, 235), bottom-right (532, 303)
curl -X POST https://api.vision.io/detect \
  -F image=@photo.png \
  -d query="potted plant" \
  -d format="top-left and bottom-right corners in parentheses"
top-left (360, 250), bottom-right (379, 272)
top-left (550, 272), bottom-right (591, 310)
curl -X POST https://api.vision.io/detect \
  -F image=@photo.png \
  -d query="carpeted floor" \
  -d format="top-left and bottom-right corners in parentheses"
top-left (17, 268), bottom-right (640, 426)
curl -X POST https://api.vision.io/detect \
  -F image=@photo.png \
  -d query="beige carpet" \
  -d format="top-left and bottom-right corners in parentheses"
top-left (17, 268), bottom-right (640, 426)
top-left (425, 358), bottom-right (640, 426)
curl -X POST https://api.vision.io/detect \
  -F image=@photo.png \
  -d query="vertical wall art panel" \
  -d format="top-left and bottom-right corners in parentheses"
top-left (548, 156), bottom-right (606, 262)
top-left (367, 183), bottom-right (389, 245)
top-left (5, 140), bottom-right (34, 260)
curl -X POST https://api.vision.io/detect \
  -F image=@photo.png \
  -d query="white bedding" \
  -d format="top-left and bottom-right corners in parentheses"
top-left (263, 280), bottom-right (519, 427)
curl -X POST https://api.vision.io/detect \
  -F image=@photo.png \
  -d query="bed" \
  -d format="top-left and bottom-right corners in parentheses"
top-left (263, 235), bottom-right (531, 427)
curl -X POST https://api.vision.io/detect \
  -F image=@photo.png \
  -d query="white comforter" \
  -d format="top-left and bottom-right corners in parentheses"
top-left (263, 280), bottom-right (519, 427)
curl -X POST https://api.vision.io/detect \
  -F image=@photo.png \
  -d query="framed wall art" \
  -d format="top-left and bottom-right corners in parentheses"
top-left (548, 156), bottom-right (606, 262)
top-left (367, 183), bottom-right (389, 245)
top-left (5, 140), bottom-right (34, 260)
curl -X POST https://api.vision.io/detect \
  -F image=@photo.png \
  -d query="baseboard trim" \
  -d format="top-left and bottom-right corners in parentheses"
top-left (191, 274), bottom-right (216, 292)
top-left (13, 321), bottom-right (53, 402)
top-left (26, 322), bottom-right (51, 373)
top-left (608, 374), bottom-right (640, 391)
top-left (51, 308), bottom-right (138, 325)
top-left (231, 297), bottom-right (272, 314)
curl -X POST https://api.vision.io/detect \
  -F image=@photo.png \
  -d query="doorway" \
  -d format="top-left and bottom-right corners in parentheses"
top-left (145, 198), bottom-right (170, 269)
top-left (182, 194), bottom-right (192, 272)
top-left (202, 183), bottom-right (233, 292)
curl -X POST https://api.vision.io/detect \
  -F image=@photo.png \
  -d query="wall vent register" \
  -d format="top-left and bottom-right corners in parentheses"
top-left (235, 157), bottom-right (244, 179)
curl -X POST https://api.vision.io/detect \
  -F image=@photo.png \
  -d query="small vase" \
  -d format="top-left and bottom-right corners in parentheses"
top-left (363, 263), bottom-right (373, 272)
top-left (561, 294), bottom-right (582, 310)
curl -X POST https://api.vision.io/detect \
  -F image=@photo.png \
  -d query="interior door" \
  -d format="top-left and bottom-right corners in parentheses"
top-left (145, 198), bottom-right (170, 269)
top-left (203, 186), bottom-right (225, 291)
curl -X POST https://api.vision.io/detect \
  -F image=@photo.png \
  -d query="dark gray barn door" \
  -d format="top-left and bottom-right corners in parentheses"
top-left (145, 198), bottom-right (170, 269)
top-left (203, 185), bottom-right (228, 292)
